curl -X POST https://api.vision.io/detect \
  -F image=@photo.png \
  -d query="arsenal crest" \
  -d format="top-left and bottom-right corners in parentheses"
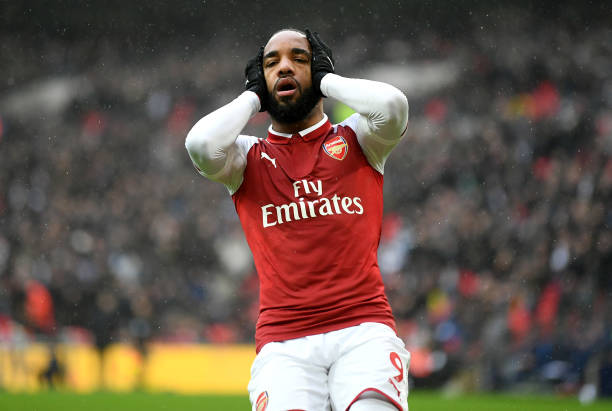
top-left (323, 136), bottom-right (348, 160)
top-left (256, 391), bottom-right (268, 411)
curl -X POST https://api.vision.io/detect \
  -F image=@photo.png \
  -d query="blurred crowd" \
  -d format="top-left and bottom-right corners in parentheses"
top-left (1, 6), bottom-right (611, 396)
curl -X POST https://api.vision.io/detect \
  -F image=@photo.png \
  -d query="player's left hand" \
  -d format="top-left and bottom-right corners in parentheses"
top-left (245, 46), bottom-right (267, 112)
top-left (306, 29), bottom-right (335, 97)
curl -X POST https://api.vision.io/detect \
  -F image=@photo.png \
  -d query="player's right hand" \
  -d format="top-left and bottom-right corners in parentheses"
top-left (244, 46), bottom-right (267, 112)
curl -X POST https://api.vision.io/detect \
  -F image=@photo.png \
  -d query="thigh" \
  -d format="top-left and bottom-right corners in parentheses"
top-left (328, 323), bottom-right (410, 411)
top-left (248, 338), bottom-right (331, 411)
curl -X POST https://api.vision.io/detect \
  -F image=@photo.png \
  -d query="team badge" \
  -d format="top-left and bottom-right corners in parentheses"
top-left (256, 391), bottom-right (268, 411)
top-left (323, 136), bottom-right (348, 160)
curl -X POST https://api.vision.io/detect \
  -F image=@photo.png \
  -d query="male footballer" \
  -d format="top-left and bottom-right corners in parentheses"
top-left (185, 28), bottom-right (410, 411)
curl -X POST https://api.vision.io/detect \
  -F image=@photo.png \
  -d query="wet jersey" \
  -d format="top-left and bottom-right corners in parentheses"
top-left (233, 116), bottom-right (395, 352)
top-left (185, 73), bottom-right (409, 353)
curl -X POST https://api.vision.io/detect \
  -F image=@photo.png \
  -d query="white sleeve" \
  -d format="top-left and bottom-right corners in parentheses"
top-left (185, 91), bottom-right (261, 193)
top-left (320, 73), bottom-right (409, 174)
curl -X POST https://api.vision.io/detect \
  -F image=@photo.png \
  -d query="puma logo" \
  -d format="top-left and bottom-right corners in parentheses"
top-left (261, 152), bottom-right (277, 168)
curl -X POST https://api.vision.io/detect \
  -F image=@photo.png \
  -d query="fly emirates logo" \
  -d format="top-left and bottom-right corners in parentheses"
top-left (261, 179), bottom-right (363, 228)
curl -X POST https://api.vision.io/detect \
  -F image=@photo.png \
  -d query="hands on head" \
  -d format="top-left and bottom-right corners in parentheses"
top-left (305, 29), bottom-right (335, 97)
top-left (244, 29), bottom-right (335, 112)
top-left (244, 46), bottom-right (268, 112)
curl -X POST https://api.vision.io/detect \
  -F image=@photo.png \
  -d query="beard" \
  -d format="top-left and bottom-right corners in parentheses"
top-left (266, 82), bottom-right (321, 124)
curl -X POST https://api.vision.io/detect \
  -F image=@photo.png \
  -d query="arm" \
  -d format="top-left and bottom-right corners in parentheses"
top-left (184, 91), bottom-right (260, 192)
top-left (321, 73), bottom-right (409, 174)
top-left (185, 48), bottom-right (267, 193)
top-left (306, 30), bottom-right (408, 174)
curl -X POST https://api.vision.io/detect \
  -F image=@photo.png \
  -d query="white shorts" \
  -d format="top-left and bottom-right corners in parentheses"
top-left (248, 322), bottom-right (410, 411)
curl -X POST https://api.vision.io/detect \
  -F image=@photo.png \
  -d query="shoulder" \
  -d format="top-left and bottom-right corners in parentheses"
top-left (235, 135), bottom-right (261, 159)
top-left (335, 113), bottom-right (361, 134)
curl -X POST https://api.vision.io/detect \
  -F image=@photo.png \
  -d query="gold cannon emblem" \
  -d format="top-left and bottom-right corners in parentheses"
top-left (323, 136), bottom-right (348, 160)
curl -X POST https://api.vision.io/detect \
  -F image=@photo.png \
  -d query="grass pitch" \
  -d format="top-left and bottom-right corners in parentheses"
top-left (1, 390), bottom-right (611, 410)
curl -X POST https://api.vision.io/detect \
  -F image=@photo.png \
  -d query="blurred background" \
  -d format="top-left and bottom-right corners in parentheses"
top-left (1, 0), bottom-right (611, 399)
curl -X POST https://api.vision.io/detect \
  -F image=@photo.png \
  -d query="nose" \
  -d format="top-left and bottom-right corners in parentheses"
top-left (277, 56), bottom-right (295, 76)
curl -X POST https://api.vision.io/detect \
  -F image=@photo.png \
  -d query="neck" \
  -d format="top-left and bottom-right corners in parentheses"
top-left (270, 102), bottom-right (324, 134)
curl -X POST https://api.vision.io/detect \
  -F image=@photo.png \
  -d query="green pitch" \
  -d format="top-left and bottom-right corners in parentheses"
top-left (1, 391), bottom-right (611, 410)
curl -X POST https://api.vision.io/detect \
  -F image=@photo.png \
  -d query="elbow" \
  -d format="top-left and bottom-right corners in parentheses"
top-left (184, 129), bottom-right (199, 155)
top-left (185, 128), bottom-right (211, 166)
top-left (383, 88), bottom-right (409, 136)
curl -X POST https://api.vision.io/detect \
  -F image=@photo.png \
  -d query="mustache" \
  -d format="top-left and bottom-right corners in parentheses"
top-left (273, 77), bottom-right (302, 94)
top-left (266, 82), bottom-right (320, 124)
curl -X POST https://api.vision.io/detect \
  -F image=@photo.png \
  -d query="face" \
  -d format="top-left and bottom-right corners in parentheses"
top-left (262, 30), bottom-right (320, 124)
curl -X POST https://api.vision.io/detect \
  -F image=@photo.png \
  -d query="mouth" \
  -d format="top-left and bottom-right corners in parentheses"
top-left (275, 77), bottom-right (299, 98)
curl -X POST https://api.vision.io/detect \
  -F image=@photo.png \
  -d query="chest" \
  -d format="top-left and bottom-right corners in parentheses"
top-left (234, 127), bottom-right (384, 233)
top-left (246, 130), bottom-right (368, 199)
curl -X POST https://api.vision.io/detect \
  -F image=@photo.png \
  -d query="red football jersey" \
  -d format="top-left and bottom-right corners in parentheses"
top-left (233, 117), bottom-right (396, 352)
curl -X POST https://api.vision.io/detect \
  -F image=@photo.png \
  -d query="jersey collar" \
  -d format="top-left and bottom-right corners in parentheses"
top-left (267, 114), bottom-right (331, 144)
